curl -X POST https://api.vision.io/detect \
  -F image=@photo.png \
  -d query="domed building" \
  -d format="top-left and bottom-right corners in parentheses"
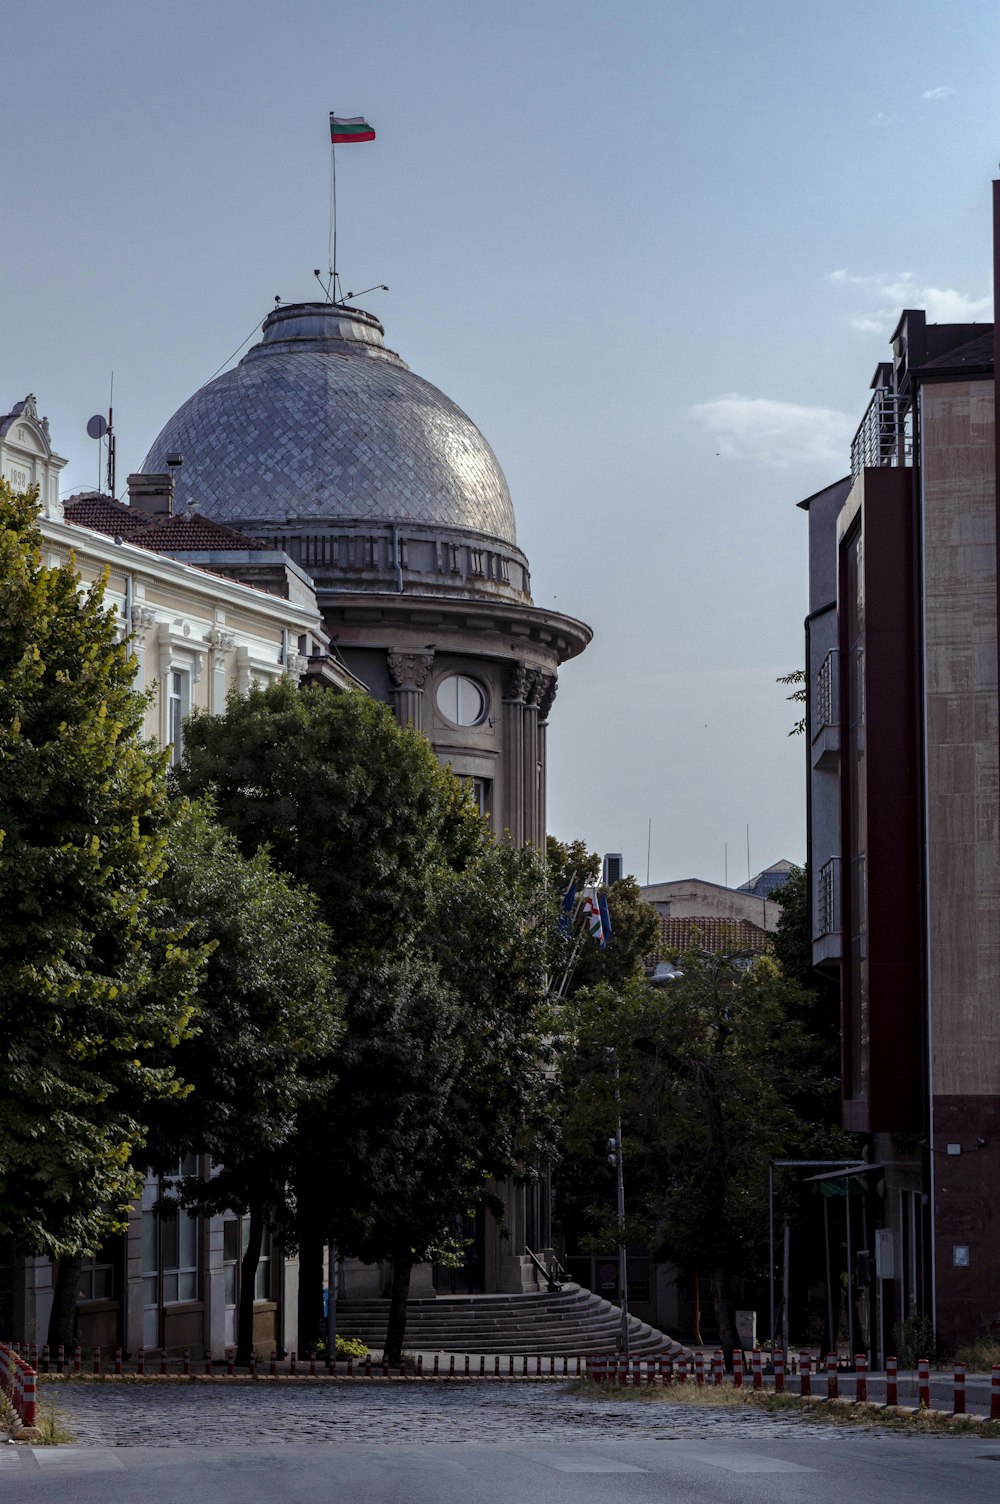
top-left (141, 300), bottom-right (591, 1303)
top-left (142, 301), bottom-right (590, 846)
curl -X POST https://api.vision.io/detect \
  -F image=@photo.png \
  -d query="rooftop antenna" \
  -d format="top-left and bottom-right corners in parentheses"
top-left (85, 375), bottom-right (114, 497)
top-left (342, 283), bottom-right (389, 303)
top-left (646, 817), bottom-right (652, 886)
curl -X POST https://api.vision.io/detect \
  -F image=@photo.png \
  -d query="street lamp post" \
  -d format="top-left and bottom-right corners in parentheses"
top-left (607, 1052), bottom-right (630, 1359)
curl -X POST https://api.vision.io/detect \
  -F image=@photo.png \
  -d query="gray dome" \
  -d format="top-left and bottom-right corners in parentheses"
top-left (142, 302), bottom-right (517, 545)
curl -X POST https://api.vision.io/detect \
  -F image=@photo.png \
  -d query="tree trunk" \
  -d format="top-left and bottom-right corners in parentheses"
top-left (709, 1266), bottom-right (739, 1366)
top-left (236, 1202), bottom-right (264, 1365)
top-left (47, 1255), bottom-right (82, 1350)
top-left (297, 1230), bottom-right (324, 1355)
top-left (384, 1250), bottom-right (413, 1365)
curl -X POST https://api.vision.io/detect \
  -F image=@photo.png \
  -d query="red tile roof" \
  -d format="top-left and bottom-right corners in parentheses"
top-left (127, 513), bottom-right (269, 552)
top-left (63, 493), bottom-right (152, 538)
top-left (63, 497), bottom-right (268, 553)
top-left (656, 915), bottom-right (769, 956)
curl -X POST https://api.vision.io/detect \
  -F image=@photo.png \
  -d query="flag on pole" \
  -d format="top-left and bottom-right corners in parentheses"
top-left (330, 114), bottom-right (376, 143)
top-left (581, 887), bottom-right (606, 949)
top-left (558, 881), bottom-right (577, 939)
top-left (598, 892), bottom-right (612, 945)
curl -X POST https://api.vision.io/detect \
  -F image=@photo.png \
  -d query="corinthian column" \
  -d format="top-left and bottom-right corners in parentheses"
top-left (537, 674), bottom-right (557, 851)
top-left (521, 670), bottom-right (543, 850)
top-left (502, 661), bottom-right (529, 846)
top-left (386, 650), bottom-right (434, 730)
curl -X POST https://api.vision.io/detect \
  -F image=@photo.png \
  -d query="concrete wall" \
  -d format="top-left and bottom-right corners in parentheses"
top-left (919, 378), bottom-right (1000, 1347)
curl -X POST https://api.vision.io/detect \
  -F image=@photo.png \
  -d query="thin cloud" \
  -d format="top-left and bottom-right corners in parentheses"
top-left (922, 85), bottom-right (955, 102)
top-left (870, 111), bottom-right (902, 126)
top-left (828, 269), bottom-right (991, 333)
top-left (691, 396), bottom-right (854, 470)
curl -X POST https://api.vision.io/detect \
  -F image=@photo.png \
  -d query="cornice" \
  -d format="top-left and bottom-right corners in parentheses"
top-left (323, 590), bottom-right (591, 665)
top-left (42, 517), bottom-right (323, 631)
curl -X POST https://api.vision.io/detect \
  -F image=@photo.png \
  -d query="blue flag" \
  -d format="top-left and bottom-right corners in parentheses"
top-left (598, 892), bottom-right (612, 950)
top-left (559, 881), bottom-right (577, 938)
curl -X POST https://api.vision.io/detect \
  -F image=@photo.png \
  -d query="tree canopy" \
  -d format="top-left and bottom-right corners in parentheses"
top-left (148, 800), bottom-right (341, 1359)
top-left (0, 482), bottom-right (201, 1259)
top-left (557, 947), bottom-right (853, 1351)
top-left (175, 679), bottom-right (482, 957)
top-left (177, 680), bottom-right (556, 1359)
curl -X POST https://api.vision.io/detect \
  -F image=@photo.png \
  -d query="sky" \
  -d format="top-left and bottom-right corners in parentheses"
top-left (3, 0), bottom-right (999, 885)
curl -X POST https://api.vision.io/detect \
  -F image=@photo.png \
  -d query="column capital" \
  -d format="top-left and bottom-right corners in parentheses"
top-left (386, 650), bottom-right (434, 689)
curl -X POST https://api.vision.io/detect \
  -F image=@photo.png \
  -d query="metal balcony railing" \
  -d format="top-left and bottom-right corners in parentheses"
top-left (816, 857), bottom-right (841, 938)
top-left (816, 649), bottom-right (838, 732)
top-left (850, 389), bottom-right (912, 481)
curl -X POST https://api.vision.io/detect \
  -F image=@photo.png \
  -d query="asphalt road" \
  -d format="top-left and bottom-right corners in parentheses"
top-left (5, 1382), bottom-right (999, 1502)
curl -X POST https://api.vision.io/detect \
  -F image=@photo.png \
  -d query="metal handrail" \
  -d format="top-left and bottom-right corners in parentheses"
top-left (524, 1245), bottom-right (561, 1292)
top-left (851, 389), bottom-right (912, 481)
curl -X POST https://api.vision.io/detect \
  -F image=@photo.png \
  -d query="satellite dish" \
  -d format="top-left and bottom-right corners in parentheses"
top-left (87, 414), bottom-right (108, 440)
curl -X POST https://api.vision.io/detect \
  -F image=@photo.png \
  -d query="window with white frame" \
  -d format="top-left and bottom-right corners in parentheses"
top-left (167, 669), bottom-right (190, 766)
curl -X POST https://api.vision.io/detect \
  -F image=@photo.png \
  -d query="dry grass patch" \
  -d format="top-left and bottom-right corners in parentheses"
top-left (567, 1379), bottom-right (1000, 1437)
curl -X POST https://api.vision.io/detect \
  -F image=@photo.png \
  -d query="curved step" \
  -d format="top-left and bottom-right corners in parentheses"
top-left (335, 1282), bottom-right (688, 1357)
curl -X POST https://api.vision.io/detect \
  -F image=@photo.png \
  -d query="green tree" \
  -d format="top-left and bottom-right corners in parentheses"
top-left (294, 841), bottom-right (557, 1361)
top-left (178, 682), bottom-right (554, 1361)
top-left (0, 483), bottom-right (202, 1322)
top-left (558, 949), bottom-right (852, 1354)
top-left (777, 669), bottom-right (806, 737)
top-left (175, 679), bottom-right (481, 955)
top-left (148, 800), bottom-right (341, 1362)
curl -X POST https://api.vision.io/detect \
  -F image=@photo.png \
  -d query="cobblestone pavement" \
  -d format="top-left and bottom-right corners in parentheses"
top-left (41, 1379), bottom-right (884, 1448)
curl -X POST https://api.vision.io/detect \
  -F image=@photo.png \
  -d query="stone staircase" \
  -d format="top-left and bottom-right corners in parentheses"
top-left (335, 1282), bottom-right (687, 1357)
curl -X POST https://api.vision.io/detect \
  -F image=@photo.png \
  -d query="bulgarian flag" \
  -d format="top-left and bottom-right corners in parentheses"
top-left (330, 114), bottom-right (376, 144)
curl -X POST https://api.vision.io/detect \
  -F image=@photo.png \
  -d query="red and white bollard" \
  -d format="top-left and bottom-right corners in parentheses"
top-left (21, 1368), bottom-right (36, 1429)
top-left (953, 1362), bottom-right (966, 1415)
top-left (826, 1352), bottom-right (839, 1400)
top-left (991, 1364), bottom-right (1000, 1421)
top-left (773, 1352), bottom-right (785, 1393)
top-left (752, 1347), bottom-right (763, 1391)
top-left (57, 1344), bottom-right (65, 1375)
top-left (160, 1349), bottom-right (168, 1377)
top-left (886, 1355), bottom-right (898, 1406)
top-left (73, 1345), bottom-right (81, 1375)
top-left (695, 1350), bottom-right (704, 1387)
top-left (918, 1357), bottom-right (930, 1409)
top-left (93, 1346), bottom-right (101, 1376)
top-left (799, 1353), bottom-right (811, 1397)
top-left (855, 1353), bottom-right (867, 1403)
top-left (137, 1349), bottom-right (145, 1377)
top-left (713, 1350), bottom-right (724, 1387)
top-left (115, 1347), bottom-right (123, 1376)
top-left (733, 1350), bottom-right (744, 1389)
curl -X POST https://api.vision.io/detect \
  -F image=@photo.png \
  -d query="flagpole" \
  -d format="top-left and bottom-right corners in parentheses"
top-left (329, 116), bottom-right (338, 303)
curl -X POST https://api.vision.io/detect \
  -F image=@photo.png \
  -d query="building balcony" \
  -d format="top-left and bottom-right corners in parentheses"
top-left (812, 855), bottom-right (842, 965)
top-left (811, 649), bottom-right (839, 770)
top-left (850, 387), bottom-right (912, 481)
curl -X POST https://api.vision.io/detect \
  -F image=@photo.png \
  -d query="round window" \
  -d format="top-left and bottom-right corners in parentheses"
top-left (436, 673), bottom-right (487, 727)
